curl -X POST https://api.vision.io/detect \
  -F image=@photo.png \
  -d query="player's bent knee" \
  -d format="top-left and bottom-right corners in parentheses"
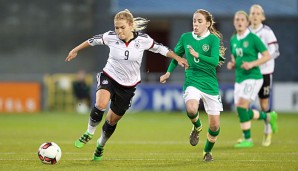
top-left (90, 106), bottom-right (105, 123)
top-left (237, 107), bottom-right (250, 122)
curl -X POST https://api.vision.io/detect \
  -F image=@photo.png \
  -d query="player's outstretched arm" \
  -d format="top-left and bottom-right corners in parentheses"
top-left (166, 51), bottom-right (189, 69)
top-left (65, 41), bottom-right (91, 62)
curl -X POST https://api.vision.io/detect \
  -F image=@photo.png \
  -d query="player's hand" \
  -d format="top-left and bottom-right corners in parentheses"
top-left (218, 55), bottom-right (225, 67)
top-left (227, 61), bottom-right (235, 70)
top-left (178, 58), bottom-right (189, 69)
top-left (241, 61), bottom-right (254, 70)
top-left (65, 50), bottom-right (78, 62)
top-left (187, 45), bottom-right (199, 58)
top-left (160, 72), bottom-right (171, 83)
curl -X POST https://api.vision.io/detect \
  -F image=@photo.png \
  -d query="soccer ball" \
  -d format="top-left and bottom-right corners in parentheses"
top-left (38, 142), bottom-right (62, 164)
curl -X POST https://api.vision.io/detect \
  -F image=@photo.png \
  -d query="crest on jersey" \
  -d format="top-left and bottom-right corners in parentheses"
top-left (243, 41), bottom-right (249, 48)
top-left (134, 42), bottom-right (140, 49)
top-left (202, 44), bottom-right (210, 52)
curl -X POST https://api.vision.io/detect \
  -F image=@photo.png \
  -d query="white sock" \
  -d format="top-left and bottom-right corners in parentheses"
top-left (97, 131), bottom-right (109, 146)
top-left (87, 120), bottom-right (97, 135)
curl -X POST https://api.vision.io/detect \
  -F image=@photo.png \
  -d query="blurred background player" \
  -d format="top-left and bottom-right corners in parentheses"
top-left (72, 69), bottom-right (91, 113)
top-left (248, 4), bottom-right (280, 147)
top-left (65, 9), bottom-right (188, 160)
top-left (160, 9), bottom-right (225, 162)
top-left (227, 11), bottom-right (277, 148)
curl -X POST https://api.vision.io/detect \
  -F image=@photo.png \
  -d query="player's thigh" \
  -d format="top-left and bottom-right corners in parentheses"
top-left (237, 79), bottom-right (263, 102)
top-left (183, 86), bottom-right (201, 104)
top-left (183, 86), bottom-right (201, 113)
top-left (201, 92), bottom-right (223, 115)
top-left (258, 74), bottom-right (272, 99)
top-left (112, 85), bottom-right (136, 114)
top-left (95, 89), bottom-right (111, 108)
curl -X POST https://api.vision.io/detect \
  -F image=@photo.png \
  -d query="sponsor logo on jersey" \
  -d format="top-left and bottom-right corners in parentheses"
top-left (102, 79), bottom-right (108, 85)
top-left (202, 44), bottom-right (210, 52)
top-left (88, 38), bottom-right (94, 44)
top-left (243, 41), bottom-right (249, 48)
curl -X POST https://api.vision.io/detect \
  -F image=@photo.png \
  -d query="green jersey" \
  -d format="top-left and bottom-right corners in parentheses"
top-left (167, 31), bottom-right (220, 95)
top-left (230, 30), bottom-right (267, 83)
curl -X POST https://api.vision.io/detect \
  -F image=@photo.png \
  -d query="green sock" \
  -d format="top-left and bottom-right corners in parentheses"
top-left (258, 111), bottom-right (267, 120)
top-left (243, 129), bottom-right (251, 139)
top-left (187, 111), bottom-right (201, 128)
top-left (204, 128), bottom-right (220, 153)
top-left (204, 140), bottom-right (214, 153)
top-left (193, 118), bottom-right (202, 128)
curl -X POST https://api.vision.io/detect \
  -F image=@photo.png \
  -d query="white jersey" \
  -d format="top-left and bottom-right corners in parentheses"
top-left (88, 31), bottom-right (169, 86)
top-left (249, 24), bottom-right (280, 74)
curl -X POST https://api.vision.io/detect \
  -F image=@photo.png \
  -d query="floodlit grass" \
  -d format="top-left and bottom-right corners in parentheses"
top-left (0, 111), bottom-right (297, 171)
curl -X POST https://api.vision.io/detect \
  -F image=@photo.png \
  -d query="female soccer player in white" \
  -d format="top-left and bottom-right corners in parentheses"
top-left (160, 9), bottom-right (225, 162)
top-left (227, 11), bottom-right (277, 148)
top-left (249, 4), bottom-right (280, 147)
top-left (65, 9), bottom-right (188, 161)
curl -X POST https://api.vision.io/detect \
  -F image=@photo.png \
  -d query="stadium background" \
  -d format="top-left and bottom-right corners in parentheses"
top-left (1, 0), bottom-right (298, 113)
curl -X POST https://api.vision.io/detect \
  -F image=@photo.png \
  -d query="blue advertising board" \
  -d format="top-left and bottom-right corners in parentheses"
top-left (129, 83), bottom-right (236, 112)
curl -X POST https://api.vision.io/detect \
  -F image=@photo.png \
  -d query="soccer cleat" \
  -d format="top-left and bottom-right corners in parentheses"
top-left (269, 111), bottom-right (278, 133)
top-left (93, 145), bottom-right (104, 161)
top-left (262, 133), bottom-right (272, 147)
top-left (234, 139), bottom-right (254, 148)
top-left (74, 131), bottom-right (93, 148)
top-left (203, 152), bottom-right (213, 162)
top-left (189, 126), bottom-right (202, 146)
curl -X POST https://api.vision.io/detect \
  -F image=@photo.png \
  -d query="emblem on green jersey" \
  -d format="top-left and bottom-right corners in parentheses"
top-left (202, 44), bottom-right (210, 52)
top-left (243, 41), bottom-right (249, 48)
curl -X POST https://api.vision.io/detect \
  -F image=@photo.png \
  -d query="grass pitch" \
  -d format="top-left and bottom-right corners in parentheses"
top-left (0, 111), bottom-right (297, 171)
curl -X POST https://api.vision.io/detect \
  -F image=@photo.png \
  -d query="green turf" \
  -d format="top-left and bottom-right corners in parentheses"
top-left (0, 111), bottom-right (298, 171)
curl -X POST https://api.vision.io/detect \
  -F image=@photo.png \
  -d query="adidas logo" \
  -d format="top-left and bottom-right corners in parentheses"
top-left (102, 79), bottom-right (108, 84)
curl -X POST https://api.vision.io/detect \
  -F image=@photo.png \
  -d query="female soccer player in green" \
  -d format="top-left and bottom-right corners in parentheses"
top-left (227, 11), bottom-right (277, 148)
top-left (160, 9), bottom-right (225, 162)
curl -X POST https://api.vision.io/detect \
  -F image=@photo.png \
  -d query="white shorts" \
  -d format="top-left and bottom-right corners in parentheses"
top-left (234, 79), bottom-right (263, 104)
top-left (183, 86), bottom-right (223, 115)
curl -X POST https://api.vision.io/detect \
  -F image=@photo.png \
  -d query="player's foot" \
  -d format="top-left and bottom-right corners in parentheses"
top-left (234, 139), bottom-right (254, 148)
top-left (93, 145), bottom-right (104, 161)
top-left (269, 111), bottom-right (278, 133)
top-left (74, 131), bottom-right (93, 148)
top-left (189, 126), bottom-right (202, 146)
top-left (262, 133), bottom-right (272, 147)
top-left (203, 152), bottom-right (213, 162)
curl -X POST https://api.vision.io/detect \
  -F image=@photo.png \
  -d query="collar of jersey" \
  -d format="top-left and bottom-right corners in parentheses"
top-left (119, 32), bottom-right (138, 44)
top-left (237, 29), bottom-right (250, 40)
top-left (192, 30), bottom-right (210, 40)
top-left (249, 23), bottom-right (263, 34)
